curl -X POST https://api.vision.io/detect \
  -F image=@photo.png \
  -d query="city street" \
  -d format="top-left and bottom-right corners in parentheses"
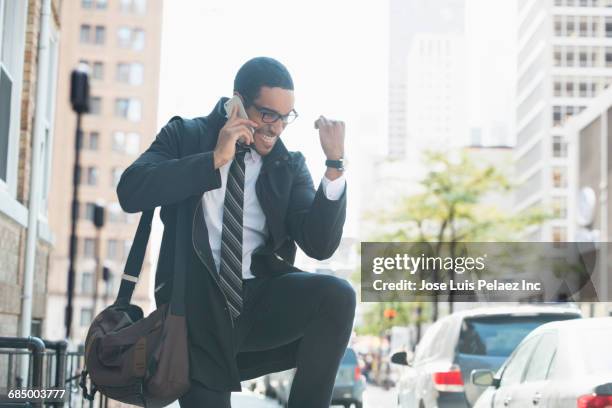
top-left (363, 385), bottom-right (397, 407)
top-left (165, 384), bottom-right (397, 407)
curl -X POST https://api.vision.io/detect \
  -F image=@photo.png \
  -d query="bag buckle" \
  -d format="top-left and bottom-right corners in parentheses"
top-left (79, 369), bottom-right (97, 401)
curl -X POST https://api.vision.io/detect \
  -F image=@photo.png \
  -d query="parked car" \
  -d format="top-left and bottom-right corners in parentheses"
top-left (472, 317), bottom-right (612, 408)
top-left (266, 347), bottom-right (366, 408)
top-left (391, 305), bottom-right (581, 408)
top-left (331, 347), bottom-right (366, 408)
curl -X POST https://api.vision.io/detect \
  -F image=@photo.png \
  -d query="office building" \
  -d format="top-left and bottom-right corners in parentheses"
top-left (514, 0), bottom-right (612, 241)
top-left (45, 0), bottom-right (163, 342)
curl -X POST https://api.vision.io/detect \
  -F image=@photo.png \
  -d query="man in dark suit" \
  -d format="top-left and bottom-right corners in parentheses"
top-left (116, 57), bottom-right (356, 407)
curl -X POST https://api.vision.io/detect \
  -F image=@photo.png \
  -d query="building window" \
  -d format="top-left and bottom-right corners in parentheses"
top-left (566, 81), bottom-right (574, 97)
top-left (81, 271), bottom-right (94, 294)
top-left (579, 82), bottom-right (588, 96)
top-left (96, 0), bottom-right (108, 9)
top-left (89, 96), bottom-right (102, 115)
top-left (82, 0), bottom-right (93, 8)
top-left (92, 62), bottom-right (104, 80)
top-left (117, 27), bottom-right (145, 50)
top-left (607, 17), bottom-right (612, 37)
top-left (552, 135), bottom-right (567, 157)
top-left (80, 25), bottom-right (91, 43)
top-left (567, 19), bottom-right (576, 37)
top-left (116, 63), bottom-right (143, 85)
top-left (117, 27), bottom-right (131, 48)
top-left (552, 226), bottom-right (567, 245)
top-left (112, 132), bottom-right (140, 154)
top-left (0, 1), bottom-right (29, 185)
top-left (107, 239), bottom-right (119, 260)
top-left (80, 308), bottom-right (93, 327)
top-left (82, 166), bottom-right (98, 186)
top-left (579, 50), bottom-right (588, 66)
top-left (553, 106), bottom-right (562, 125)
top-left (554, 81), bottom-right (562, 97)
top-left (579, 17), bottom-right (588, 36)
top-left (83, 202), bottom-right (96, 221)
top-left (83, 238), bottom-right (96, 258)
top-left (124, 240), bottom-right (131, 259)
top-left (566, 48), bottom-right (575, 66)
top-left (88, 131), bottom-right (99, 150)
top-left (94, 26), bottom-right (105, 45)
top-left (552, 197), bottom-right (568, 218)
top-left (114, 99), bottom-right (141, 121)
top-left (591, 20), bottom-right (599, 36)
top-left (133, 29), bottom-right (145, 50)
top-left (555, 17), bottom-right (563, 36)
top-left (554, 48), bottom-right (562, 66)
top-left (111, 167), bottom-right (123, 187)
top-left (108, 202), bottom-right (125, 222)
top-left (606, 48), bottom-right (612, 67)
top-left (120, 0), bottom-right (147, 14)
top-left (552, 167), bottom-right (567, 188)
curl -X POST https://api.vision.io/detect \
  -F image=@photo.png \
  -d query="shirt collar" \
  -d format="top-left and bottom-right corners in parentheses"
top-left (246, 147), bottom-right (262, 163)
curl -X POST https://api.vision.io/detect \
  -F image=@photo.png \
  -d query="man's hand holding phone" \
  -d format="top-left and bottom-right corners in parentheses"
top-left (214, 104), bottom-right (258, 169)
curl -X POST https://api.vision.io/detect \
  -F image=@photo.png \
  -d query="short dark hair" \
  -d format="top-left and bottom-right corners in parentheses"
top-left (233, 57), bottom-right (294, 107)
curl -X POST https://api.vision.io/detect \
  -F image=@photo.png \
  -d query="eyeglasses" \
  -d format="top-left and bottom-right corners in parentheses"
top-left (252, 103), bottom-right (299, 125)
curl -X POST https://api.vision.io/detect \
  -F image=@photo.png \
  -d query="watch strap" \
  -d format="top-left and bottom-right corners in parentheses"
top-left (325, 159), bottom-right (344, 169)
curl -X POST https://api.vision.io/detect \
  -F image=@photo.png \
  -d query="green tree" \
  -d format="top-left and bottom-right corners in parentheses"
top-left (362, 149), bottom-right (551, 334)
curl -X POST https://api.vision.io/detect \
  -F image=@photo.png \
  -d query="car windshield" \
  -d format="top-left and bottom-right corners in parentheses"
top-left (580, 328), bottom-right (612, 374)
top-left (341, 348), bottom-right (357, 365)
top-left (457, 314), bottom-right (577, 357)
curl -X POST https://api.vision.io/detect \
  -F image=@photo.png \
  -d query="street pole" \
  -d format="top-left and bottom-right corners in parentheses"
top-left (92, 204), bottom-right (105, 315)
top-left (601, 109), bottom-right (609, 315)
top-left (19, 0), bottom-right (50, 384)
top-left (65, 67), bottom-right (89, 339)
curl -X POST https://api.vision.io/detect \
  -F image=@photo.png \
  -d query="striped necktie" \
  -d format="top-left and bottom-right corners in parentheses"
top-left (219, 145), bottom-right (250, 320)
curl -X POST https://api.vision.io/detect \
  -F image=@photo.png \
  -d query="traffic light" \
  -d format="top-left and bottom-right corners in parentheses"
top-left (93, 204), bottom-right (105, 228)
top-left (384, 308), bottom-right (397, 321)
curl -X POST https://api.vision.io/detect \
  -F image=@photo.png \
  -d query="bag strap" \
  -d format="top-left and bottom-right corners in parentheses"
top-left (114, 116), bottom-right (202, 309)
top-left (115, 209), bottom-right (154, 305)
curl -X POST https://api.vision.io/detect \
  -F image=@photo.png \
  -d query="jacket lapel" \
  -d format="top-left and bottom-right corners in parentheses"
top-left (256, 139), bottom-right (292, 250)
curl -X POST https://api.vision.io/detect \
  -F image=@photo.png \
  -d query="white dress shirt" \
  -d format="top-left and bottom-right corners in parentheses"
top-left (203, 149), bottom-right (346, 279)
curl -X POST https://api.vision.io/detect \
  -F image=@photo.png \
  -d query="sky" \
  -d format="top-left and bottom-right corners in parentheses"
top-left (156, 0), bottom-right (391, 239)
top-left (154, 0), bottom-right (517, 241)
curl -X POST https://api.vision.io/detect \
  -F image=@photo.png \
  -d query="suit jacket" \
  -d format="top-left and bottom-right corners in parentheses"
top-left (116, 96), bottom-right (347, 391)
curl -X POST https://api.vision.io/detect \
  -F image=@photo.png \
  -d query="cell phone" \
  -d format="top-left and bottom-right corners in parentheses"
top-left (224, 95), bottom-right (251, 148)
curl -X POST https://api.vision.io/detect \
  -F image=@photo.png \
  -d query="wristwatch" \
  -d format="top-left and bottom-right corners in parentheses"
top-left (325, 158), bottom-right (345, 171)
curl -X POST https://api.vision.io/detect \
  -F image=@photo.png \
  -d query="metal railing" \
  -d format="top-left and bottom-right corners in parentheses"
top-left (0, 336), bottom-right (109, 408)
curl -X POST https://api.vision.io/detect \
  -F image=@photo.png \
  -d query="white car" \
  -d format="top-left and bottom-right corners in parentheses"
top-left (472, 317), bottom-right (612, 408)
top-left (392, 305), bottom-right (581, 408)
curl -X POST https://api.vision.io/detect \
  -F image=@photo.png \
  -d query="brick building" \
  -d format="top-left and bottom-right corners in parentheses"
top-left (0, 0), bottom-right (62, 338)
top-left (45, 0), bottom-right (163, 343)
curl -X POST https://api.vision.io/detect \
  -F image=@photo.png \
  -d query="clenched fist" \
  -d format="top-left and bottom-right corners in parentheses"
top-left (314, 115), bottom-right (345, 160)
